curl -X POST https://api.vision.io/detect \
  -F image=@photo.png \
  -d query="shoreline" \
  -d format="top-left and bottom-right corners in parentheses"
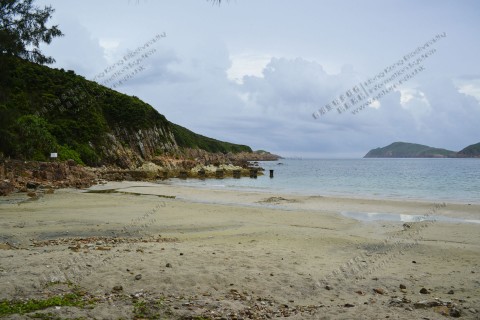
top-left (0, 182), bottom-right (479, 319)
top-left (160, 177), bottom-right (480, 206)
top-left (87, 181), bottom-right (480, 222)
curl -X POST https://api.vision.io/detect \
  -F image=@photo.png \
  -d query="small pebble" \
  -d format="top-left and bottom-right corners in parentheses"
top-left (344, 303), bottom-right (355, 308)
top-left (399, 284), bottom-right (406, 289)
top-left (135, 274), bottom-right (142, 280)
top-left (166, 263), bottom-right (172, 268)
top-left (112, 285), bottom-right (123, 291)
top-left (373, 288), bottom-right (385, 295)
top-left (325, 285), bottom-right (332, 290)
top-left (412, 261), bottom-right (417, 264)
top-left (419, 288), bottom-right (429, 294)
top-left (447, 289), bottom-right (454, 294)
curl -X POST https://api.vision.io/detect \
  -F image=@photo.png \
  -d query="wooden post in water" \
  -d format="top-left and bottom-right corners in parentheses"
top-left (269, 169), bottom-right (274, 178)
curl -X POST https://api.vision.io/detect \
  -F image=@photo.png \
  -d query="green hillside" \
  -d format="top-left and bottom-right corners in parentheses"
top-left (364, 142), bottom-right (457, 158)
top-left (0, 56), bottom-right (251, 166)
top-left (458, 142), bottom-right (480, 157)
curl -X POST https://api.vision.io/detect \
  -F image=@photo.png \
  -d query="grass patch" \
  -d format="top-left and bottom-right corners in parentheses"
top-left (133, 300), bottom-right (162, 320)
top-left (0, 292), bottom-right (85, 317)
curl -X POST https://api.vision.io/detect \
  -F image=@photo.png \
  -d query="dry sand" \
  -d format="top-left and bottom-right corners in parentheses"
top-left (0, 181), bottom-right (479, 319)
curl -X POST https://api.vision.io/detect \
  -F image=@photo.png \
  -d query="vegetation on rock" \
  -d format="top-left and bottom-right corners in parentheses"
top-left (0, 57), bottom-right (252, 166)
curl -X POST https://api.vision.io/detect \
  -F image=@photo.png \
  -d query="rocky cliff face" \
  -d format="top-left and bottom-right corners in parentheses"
top-left (100, 125), bottom-right (178, 169)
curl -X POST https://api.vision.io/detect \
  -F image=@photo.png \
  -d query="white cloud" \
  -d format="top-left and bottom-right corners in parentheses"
top-left (98, 39), bottom-right (121, 64)
top-left (369, 100), bottom-right (381, 109)
top-left (454, 78), bottom-right (480, 104)
top-left (227, 53), bottom-right (272, 83)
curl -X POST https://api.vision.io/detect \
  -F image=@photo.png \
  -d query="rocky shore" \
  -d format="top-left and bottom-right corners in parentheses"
top-left (0, 150), bottom-right (280, 197)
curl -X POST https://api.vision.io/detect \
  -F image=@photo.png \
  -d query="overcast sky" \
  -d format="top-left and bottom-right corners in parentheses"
top-left (38, 0), bottom-right (480, 158)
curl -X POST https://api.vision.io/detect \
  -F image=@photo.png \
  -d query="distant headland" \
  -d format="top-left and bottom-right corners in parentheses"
top-left (364, 142), bottom-right (480, 158)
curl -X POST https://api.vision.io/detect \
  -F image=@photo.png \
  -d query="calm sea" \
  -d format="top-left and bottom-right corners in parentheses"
top-left (170, 158), bottom-right (480, 204)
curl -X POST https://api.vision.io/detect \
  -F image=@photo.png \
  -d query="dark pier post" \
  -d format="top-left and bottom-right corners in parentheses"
top-left (269, 169), bottom-right (274, 178)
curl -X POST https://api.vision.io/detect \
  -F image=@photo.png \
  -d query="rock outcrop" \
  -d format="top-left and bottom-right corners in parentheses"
top-left (0, 149), bottom-right (280, 196)
top-left (1, 159), bottom-right (97, 195)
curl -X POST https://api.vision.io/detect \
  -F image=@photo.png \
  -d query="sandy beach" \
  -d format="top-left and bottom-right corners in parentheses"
top-left (0, 182), bottom-right (479, 319)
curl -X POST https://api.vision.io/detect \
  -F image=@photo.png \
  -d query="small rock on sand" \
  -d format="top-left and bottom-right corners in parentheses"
top-left (373, 288), bottom-right (385, 295)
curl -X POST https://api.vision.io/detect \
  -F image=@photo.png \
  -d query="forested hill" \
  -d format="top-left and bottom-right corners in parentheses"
top-left (364, 142), bottom-right (457, 158)
top-left (458, 142), bottom-right (480, 157)
top-left (0, 56), bottom-right (251, 168)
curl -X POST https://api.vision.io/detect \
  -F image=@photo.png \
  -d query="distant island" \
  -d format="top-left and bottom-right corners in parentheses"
top-left (364, 142), bottom-right (480, 158)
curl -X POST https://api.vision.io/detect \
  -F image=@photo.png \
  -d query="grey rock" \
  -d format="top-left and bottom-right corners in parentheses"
top-left (449, 307), bottom-right (461, 318)
top-left (389, 298), bottom-right (403, 306)
top-left (135, 274), bottom-right (142, 280)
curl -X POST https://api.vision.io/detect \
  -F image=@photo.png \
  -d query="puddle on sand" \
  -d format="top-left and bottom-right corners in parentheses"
top-left (341, 211), bottom-right (480, 224)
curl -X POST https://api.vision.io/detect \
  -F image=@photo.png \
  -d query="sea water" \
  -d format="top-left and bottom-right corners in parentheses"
top-left (169, 158), bottom-right (480, 204)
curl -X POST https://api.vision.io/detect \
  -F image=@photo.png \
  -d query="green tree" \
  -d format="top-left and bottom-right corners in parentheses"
top-left (12, 115), bottom-right (57, 160)
top-left (0, 0), bottom-right (63, 64)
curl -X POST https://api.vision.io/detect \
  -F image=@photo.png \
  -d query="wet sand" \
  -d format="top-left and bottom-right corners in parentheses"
top-left (0, 181), bottom-right (479, 319)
